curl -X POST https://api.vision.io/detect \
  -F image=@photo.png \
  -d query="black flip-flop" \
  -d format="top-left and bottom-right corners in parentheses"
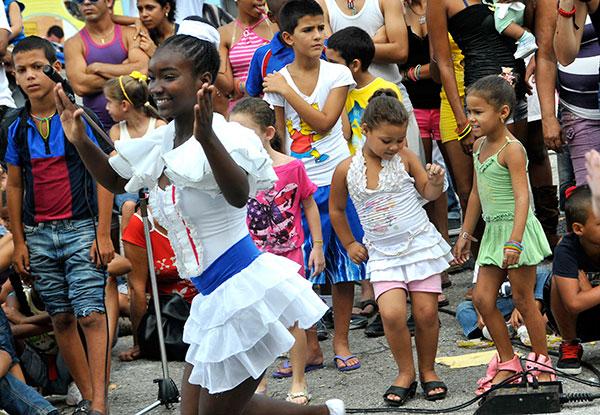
top-left (421, 380), bottom-right (448, 401)
top-left (383, 381), bottom-right (417, 406)
top-left (353, 299), bottom-right (379, 318)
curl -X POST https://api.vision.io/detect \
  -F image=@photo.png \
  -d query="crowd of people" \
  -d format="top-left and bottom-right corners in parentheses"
top-left (1, 0), bottom-right (600, 414)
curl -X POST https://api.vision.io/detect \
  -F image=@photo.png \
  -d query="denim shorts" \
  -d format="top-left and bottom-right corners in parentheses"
top-left (0, 306), bottom-right (18, 367)
top-left (26, 219), bottom-right (106, 318)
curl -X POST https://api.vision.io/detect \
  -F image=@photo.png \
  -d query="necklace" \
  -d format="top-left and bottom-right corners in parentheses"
top-left (408, 3), bottom-right (426, 24)
top-left (346, 0), bottom-right (357, 15)
top-left (31, 112), bottom-right (56, 140)
top-left (93, 24), bottom-right (115, 45)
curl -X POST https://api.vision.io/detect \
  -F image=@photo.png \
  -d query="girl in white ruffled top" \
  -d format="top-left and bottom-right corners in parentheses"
top-left (330, 93), bottom-right (454, 407)
top-left (54, 33), bottom-right (345, 415)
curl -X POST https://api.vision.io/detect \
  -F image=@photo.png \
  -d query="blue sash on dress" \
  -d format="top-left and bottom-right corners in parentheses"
top-left (191, 234), bottom-right (262, 295)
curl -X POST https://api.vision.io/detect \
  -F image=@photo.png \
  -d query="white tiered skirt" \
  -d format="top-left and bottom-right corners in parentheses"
top-left (183, 253), bottom-right (328, 394)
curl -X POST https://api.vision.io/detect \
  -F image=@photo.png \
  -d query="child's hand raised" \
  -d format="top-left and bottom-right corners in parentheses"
top-left (346, 241), bottom-right (368, 264)
top-left (425, 163), bottom-right (445, 186)
top-left (193, 83), bottom-right (215, 141)
top-left (263, 72), bottom-right (290, 96)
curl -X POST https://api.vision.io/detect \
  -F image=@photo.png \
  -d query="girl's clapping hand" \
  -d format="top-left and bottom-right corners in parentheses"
top-left (425, 163), bottom-right (445, 186)
top-left (346, 241), bottom-right (368, 264)
top-left (193, 83), bottom-right (215, 140)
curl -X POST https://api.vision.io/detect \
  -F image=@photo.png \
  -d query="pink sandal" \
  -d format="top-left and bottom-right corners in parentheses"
top-left (476, 354), bottom-right (523, 395)
top-left (524, 352), bottom-right (557, 382)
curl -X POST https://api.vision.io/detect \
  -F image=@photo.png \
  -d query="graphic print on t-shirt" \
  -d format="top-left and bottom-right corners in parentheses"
top-left (286, 103), bottom-right (330, 163)
top-left (247, 182), bottom-right (299, 253)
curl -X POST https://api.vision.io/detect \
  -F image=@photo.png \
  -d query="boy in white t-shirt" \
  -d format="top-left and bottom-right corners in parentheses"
top-left (264, 0), bottom-right (366, 373)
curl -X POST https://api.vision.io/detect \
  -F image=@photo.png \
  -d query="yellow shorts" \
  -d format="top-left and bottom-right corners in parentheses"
top-left (440, 96), bottom-right (465, 144)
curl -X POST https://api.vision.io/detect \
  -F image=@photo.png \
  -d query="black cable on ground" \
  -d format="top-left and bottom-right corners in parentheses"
top-left (345, 372), bottom-right (523, 413)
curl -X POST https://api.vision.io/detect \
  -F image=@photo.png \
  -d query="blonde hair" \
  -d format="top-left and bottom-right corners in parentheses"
top-left (104, 74), bottom-right (161, 120)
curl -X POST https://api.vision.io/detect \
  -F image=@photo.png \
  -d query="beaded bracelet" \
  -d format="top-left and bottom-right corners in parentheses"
top-left (456, 122), bottom-right (472, 141)
top-left (504, 240), bottom-right (523, 254)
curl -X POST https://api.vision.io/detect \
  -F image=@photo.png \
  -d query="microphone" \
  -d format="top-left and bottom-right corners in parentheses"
top-left (43, 65), bottom-right (76, 103)
top-left (42, 64), bottom-right (113, 146)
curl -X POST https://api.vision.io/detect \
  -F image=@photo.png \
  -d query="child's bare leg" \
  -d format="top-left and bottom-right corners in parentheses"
top-left (289, 323), bottom-right (308, 403)
top-left (52, 312), bottom-right (94, 401)
top-left (305, 327), bottom-right (323, 364)
top-left (473, 266), bottom-right (515, 383)
top-left (549, 277), bottom-right (577, 339)
top-left (502, 23), bottom-right (526, 41)
top-left (331, 281), bottom-right (359, 369)
top-left (181, 363), bottom-right (331, 415)
top-left (378, 288), bottom-right (415, 401)
top-left (509, 265), bottom-right (551, 380)
top-left (105, 275), bottom-right (119, 347)
top-left (78, 311), bottom-right (110, 413)
top-left (255, 375), bottom-right (268, 395)
top-left (120, 201), bottom-right (136, 233)
top-left (352, 280), bottom-right (376, 315)
top-left (410, 291), bottom-right (444, 396)
top-left (274, 326), bottom-right (323, 377)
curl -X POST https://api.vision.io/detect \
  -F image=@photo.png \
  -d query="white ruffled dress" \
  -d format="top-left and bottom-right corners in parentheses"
top-left (109, 114), bottom-right (328, 393)
top-left (347, 151), bottom-right (454, 283)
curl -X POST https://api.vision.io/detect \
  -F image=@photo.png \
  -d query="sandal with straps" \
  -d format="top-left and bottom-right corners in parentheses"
top-left (476, 354), bottom-right (523, 395)
top-left (285, 388), bottom-right (311, 405)
top-left (383, 381), bottom-right (417, 407)
top-left (524, 352), bottom-right (557, 382)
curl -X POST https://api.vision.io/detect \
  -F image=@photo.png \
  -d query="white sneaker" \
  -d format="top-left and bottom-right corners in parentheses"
top-left (325, 399), bottom-right (345, 415)
top-left (514, 31), bottom-right (538, 59)
top-left (65, 381), bottom-right (82, 406)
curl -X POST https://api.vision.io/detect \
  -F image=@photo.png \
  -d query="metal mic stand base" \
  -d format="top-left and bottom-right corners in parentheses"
top-left (134, 188), bottom-right (181, 414)
top-left (134, 378), bottom-right (180, 415)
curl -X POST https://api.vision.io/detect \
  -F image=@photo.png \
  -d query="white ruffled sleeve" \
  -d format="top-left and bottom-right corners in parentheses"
top-left (108, 123), bottom-right (174, 193)
top-left (162, 113), bottom-right (277, 196)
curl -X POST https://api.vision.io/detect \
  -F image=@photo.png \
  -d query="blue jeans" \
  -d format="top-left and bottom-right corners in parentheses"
top-left (0, 373), bottom-right (58, 415)
top-left (456, 267), bottom-right (551, 338)
top-left (0, 308), bottom-right (57, 415)
top-left (26, 219), bottom-right (106, 317)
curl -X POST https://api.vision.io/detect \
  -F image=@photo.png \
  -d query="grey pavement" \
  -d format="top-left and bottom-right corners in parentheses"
top-left (49, 153), bottom-right (600, 414)
top-left (50, 257), bottom-right (600, 415)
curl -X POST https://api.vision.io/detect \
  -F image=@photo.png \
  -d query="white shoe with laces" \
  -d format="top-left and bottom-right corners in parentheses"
top-left (325, 399), bottom-right (345, 415)
top-left (65, 381), bottom-right (82, 406)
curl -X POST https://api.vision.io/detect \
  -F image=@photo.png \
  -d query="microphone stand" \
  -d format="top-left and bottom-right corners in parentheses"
top-left (134, 189), bottom-right (180, 415)
top-left (42, 66), bottom-right (180, 413)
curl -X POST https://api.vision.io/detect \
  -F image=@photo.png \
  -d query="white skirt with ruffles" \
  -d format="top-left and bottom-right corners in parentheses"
top-left (366, 225), bottom-right (454, 283)
top-left (183, 252), bottom-right (328, 394)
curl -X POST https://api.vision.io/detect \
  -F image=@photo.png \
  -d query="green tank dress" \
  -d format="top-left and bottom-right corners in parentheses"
top-left (474, 137), bottom-right (551, 268)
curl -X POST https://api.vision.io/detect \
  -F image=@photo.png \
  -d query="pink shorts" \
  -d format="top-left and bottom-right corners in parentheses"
top-left (373, 273), bottom-right (442, 300)
top-left (413, 108), bottom-right (441, 141)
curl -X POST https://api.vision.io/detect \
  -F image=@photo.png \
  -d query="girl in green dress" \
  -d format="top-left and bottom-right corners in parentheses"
top-left (453, 75), bottom-right (554, 394)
